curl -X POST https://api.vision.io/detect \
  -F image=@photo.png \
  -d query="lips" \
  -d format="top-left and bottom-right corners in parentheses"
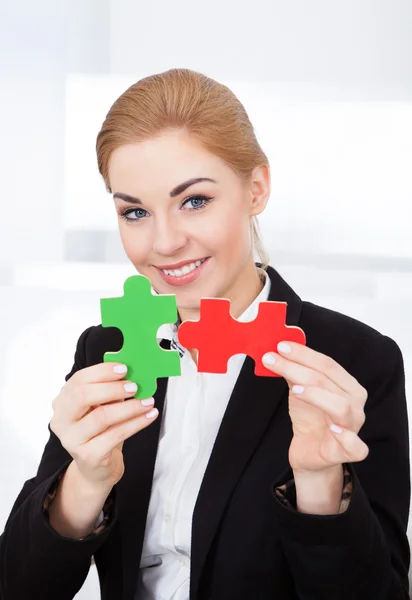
top-left (156, 257), bottom-right (207, 271)
top-left (162, 259), bottom-right (206, 277)
top-left (155, 256), bottom-right (210, 287)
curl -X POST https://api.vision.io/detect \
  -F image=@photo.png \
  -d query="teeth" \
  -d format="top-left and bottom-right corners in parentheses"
top-left (162, 259), bottom-right (205, 277)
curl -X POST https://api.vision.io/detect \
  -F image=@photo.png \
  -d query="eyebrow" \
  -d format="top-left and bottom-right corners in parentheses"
top-left (113, 177), bottom-right (217, 205)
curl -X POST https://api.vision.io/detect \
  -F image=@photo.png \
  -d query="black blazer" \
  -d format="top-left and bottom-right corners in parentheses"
top-left (0, 265), bottom-right (410, 600)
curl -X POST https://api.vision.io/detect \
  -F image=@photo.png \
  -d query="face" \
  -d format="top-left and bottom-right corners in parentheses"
top-left (108, 129), bottom-right (269, 316)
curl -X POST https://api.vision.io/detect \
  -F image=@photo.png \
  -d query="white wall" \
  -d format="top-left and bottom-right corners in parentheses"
top-left (0, 0), bottom-right (110, 268)
top-left (109, 0), bottom-right (412, 84)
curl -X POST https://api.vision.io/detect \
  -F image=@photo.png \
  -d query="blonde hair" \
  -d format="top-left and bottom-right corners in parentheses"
top-left (96, 68), bottom-right (270, 269)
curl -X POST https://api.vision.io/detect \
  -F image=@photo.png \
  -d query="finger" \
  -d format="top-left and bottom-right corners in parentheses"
top-left (263, 352), bottom-right (341, 395)
top-left (68, 398), bottom-right (156, 446)
top-left (67, 380), bottom-right (140, 422)
top-left (71, 362), bottom-right (130, 385)
top-left (328, 424), bottom-right (370, 463)
top-left (290, 385), bottom-right (366, 431)
top-left (75, 406), bottom-right (159, 460)
top-left (275, 342), bottom-right (368, 402)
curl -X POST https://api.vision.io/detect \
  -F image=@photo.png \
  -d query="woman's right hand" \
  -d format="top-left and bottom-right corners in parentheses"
top-left (50, 362), bottom-right (158, 489)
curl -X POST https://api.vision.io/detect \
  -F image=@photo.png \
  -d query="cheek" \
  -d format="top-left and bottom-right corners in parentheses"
top-left (119, 225), bottom-right (149, 263)
top-left (200, 203), bottom-right (249, 245)
top-left (213, 211), bottom-right (251, 253)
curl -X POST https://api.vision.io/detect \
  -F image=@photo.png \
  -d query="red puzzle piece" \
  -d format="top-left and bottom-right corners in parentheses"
top-left (177, 299), bottom-right (306, 376)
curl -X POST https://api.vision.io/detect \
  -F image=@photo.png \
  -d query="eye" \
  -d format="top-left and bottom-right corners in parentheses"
top-left (117, 194), bottom-right (214, 224)
top-left (118, 207), bottom-right (149, 223)
top-left (181, 195), bottom-right (214, 210)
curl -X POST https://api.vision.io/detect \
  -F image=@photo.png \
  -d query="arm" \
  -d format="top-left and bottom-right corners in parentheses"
top-left (47, 460), bottom-right (113, 540)
top-left (0, 326), bottom-right (117, 600)
top-left (271, 336), bottom-right (410, 599)
top-left (275, 463), bottom-right (352, 515)
top-left (293, 464), bottom-right (344, 514)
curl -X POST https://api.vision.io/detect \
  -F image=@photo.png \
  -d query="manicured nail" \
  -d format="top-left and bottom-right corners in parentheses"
top-left (145, 408), bottom-right (159, 419)
top-left (262, 353), bottom-right (276, 366)
top-left (330, 423), bottom-right (343, 434)
top-left (141, 398), bottom-right (155, 406)
top-left (114, 364), bottom-right (127, 374)
top-left (292, 385), bottom-right (304, 394)
top-left (124, 382), bottom-right (137, 393)
top-left (278, 342), bottom-right (292, 354)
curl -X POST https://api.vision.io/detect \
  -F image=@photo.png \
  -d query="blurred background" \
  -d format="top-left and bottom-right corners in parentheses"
top-left (0, 0), bottom-right (411, 597)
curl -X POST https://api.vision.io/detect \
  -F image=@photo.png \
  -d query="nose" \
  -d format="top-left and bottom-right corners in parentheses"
top-left (152, 215), bottom-right (188, 256)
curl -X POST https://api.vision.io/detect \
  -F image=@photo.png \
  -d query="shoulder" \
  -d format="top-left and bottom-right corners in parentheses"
top-left (300, 299), bottom-right (383, 343)
top-left (300, 300), bottom-right (403, 386)
top-left (265, 264), bottom-right (401, 365)
top-left (301, 298), bottom-right (398, 346)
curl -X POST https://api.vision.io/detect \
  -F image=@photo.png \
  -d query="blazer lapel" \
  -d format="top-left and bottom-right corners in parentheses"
top-left (189, 265), bottom-right (303, 600)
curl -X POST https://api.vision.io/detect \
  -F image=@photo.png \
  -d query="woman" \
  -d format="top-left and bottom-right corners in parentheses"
top-left (0, 69), bottom-right (410, 600)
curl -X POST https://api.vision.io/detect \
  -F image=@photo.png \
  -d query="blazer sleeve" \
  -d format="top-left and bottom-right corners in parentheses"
top-left (0, 325), bottom-right (118, 600)
top-left (270, 334), bottom-right (411, 600)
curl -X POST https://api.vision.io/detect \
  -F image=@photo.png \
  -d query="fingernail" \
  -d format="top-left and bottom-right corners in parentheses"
top-left (124, 382), bottom-right (137, 393)
top-left (330, 423), bottom-right (343, 434)
top-left (145, 408), bottom-right (159, 419)
top-left (114, 364), bottom-right (127, 374)
top-left (292, 385), bottom-right (304, 394)
top-left (278, 342), bottom-right (291, 354)
top-left (262, 353), bottom-right (276, 366)
top-left (141, 398), bottom-right (155, 406)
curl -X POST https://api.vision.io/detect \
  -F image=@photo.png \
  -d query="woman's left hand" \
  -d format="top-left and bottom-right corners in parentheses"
top-left (262, 342), bottom-right (370, 475)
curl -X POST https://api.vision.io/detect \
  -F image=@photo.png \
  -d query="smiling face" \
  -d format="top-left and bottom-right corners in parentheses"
top-left (108, 129), bottom-right (269, 320)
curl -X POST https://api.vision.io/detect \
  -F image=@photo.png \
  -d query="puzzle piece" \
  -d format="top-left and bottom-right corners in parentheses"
top-left (177, 298), bottom-right (306, 376)
top-left (100, 275), bottom-right (181, 399)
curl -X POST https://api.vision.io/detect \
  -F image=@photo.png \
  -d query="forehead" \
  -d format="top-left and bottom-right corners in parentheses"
top-left (108, 130), bottom-right (228, 195)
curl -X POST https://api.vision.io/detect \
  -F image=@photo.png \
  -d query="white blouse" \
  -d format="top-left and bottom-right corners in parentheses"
top-left (136, 273), bottom-right (271, 600)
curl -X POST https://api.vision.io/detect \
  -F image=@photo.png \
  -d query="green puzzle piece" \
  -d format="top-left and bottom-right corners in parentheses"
top-left (100, 275), bottom-right (181, 399)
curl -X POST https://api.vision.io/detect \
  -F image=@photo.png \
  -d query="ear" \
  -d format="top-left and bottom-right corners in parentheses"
top-left (248, 164), bottom-right (270, 217)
